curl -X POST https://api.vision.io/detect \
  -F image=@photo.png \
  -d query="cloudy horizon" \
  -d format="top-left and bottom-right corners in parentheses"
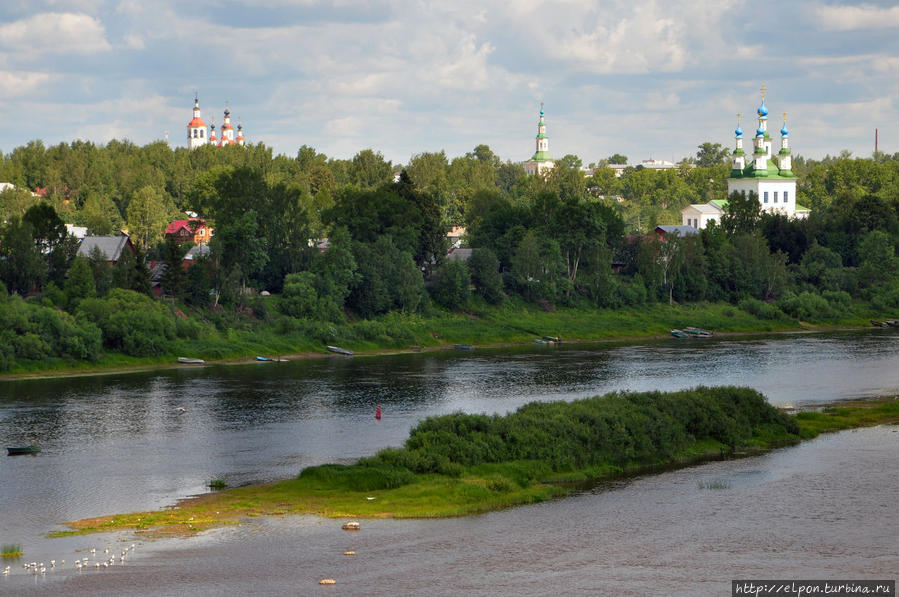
top-left (0, 0), bottom-right (896, 166)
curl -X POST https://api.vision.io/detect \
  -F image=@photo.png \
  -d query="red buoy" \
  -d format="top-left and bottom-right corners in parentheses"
top-left (375, 405), bottom-right (382, 420)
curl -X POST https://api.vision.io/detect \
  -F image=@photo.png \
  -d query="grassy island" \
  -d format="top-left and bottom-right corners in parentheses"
top-left (56, 388), bottom-right (899, 537)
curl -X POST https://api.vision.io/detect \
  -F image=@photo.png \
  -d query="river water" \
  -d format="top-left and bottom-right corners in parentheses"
top-left (2, 330), bottom-right (898, 595)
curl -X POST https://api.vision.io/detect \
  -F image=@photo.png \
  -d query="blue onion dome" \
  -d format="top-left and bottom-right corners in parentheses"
top-left (757, 101), bottom-right (768, 117)
top-left (780, 125), bottom-right (789, 136)
top-left (756, 127), bottom-right (765, 137)
top-left (539, 108), bottom-right (544, 116)
top-left (735, 125), bottom-right (743, 137)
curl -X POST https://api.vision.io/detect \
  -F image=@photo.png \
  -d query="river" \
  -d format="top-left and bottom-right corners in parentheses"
top-left (1, 329), bottom-right (897, 595)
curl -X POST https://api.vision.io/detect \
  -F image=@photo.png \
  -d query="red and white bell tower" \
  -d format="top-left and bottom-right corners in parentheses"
top-left (186, 96), bottom-right (208, 150)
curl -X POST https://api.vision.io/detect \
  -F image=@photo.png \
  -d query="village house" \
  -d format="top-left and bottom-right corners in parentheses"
top-left (165, 219), bottom-right (214, 245)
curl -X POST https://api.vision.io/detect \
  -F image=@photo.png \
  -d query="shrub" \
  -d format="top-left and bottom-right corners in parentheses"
top-left (738, 297), bottom-right (786, 320)
top-left (778, 291), bottom-right (835, 321)
top-left (104, 310), bottom-right (175, 356)
top-left (364, 387), bottom-right (798, 475)
top-left (175, 317), bottom-right (205, 340)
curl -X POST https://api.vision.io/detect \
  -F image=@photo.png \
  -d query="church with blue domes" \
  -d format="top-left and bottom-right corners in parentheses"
top-left (682, 87), bottom-right (808, 229)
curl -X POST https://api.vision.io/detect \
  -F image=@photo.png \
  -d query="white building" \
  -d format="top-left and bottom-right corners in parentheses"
top-left (682, 87), bottom-right (808, 229)
top-left (186, 97), bottom-right (247, 149)
top-left (681, 201), bottom-right (725, 230)
top-left (524, 105), bottom-right (555, 176)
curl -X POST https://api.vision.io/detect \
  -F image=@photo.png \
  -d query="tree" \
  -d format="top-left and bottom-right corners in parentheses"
top-left (559, 154), bottom-right (583, 170)
top-left (0, 216), bottom-right (46, 294)
top-left (430, 259), bottom-right (470, 309)
top-left (607, 153), bottom-right (628, 165)
top-left (213, 210), bottom-right (269, 289)
top-left (64, 256), bottom-right (96, 308)
top-left (468, 248), bottom-right (504, 304)
top-left (468, 144), bottom-right (501, 167)
top-left (721, 191), bottom-right (761, 236)
top-left (113, 248), bottom-right (151, 295)
top-left (695, 142), bottom-right (730, 168)
top-left (22, 203), bottom-right (66, 255)
top-left (82, 193), bottom-right (122, 235)
top-left (350, 149), bottom-right (393, 189)
top-left (126, 185), bottom-right (170, 250)
top-left (159, 237), bottom-right (187, 298)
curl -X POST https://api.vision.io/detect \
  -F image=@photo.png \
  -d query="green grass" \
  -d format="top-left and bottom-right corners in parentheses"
top-left (1, 544), bottom-right (22, 559)
top-left (794, 399), bottom-right (899, 439)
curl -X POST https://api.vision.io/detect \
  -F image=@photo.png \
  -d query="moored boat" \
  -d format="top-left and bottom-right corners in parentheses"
top-left (684, 327), bottom-right (713, 337)
top-left (453, 344), bottom-right (475, 350)
top-left (670, 329), bottom-right (689, 338)
top-left (7, 445), bottom-right (41, 456)
top-left (327, 346), bottom-right (354, 356)
top-left (177, 357), bottom-right (205, 364)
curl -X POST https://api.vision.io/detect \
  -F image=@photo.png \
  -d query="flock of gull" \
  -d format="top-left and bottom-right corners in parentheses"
top-left (3, 543), bottom-right (138, 579)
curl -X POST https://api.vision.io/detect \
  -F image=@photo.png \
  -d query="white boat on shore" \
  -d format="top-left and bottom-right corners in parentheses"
top-left (177, 357), bottom-right (205, 364)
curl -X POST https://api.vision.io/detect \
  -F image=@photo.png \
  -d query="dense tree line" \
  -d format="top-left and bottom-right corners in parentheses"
top-left (2, 136), bottom-right (899, 370)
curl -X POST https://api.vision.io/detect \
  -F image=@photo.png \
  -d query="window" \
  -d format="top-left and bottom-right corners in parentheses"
top-left (200, 130), bottom-right (205, 138)
top-left (784, 191), bottom-right (789, 203)
top-left (774, 191), bottom-right (778, 203)
top-left (192, 130), bottom-right (197, 138)
top-left (764, 191), bottom-right (769, 203)
top-left (741, 190), bottom-right (746, 197)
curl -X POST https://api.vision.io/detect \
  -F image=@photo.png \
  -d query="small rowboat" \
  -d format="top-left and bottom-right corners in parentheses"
top-left (327, 346), bottom-right (354, 356)
top-left (8, 445), bottom-right (41, 456)
top-left (453, 344), bottom-right (475, 350)
top-left (683, 327), bottom-right (713, 337)
top-left (177, 357), bottom-right (205, 364)
top-left (670, 329), bottom-right (689, 338)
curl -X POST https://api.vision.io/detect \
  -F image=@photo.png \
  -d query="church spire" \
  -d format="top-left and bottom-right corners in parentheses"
top-left (524, 103), bottom-right (555, 176)
top-left (186, 94), bottom-right (208, 150)
top-left (532, 103), bottom-right (551, 161)
top-left (778, 112), bottom-right (792, 173)
top-left (731, 113), bottom-right (746, 175)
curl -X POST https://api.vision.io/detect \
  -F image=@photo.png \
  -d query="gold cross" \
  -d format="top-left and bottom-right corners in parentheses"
top-left (782, 111), bottom-right (787, 124)
top-left (761, 85), bottom-right (767, 101)
top-left (737, 112), bottom-right (742, 125)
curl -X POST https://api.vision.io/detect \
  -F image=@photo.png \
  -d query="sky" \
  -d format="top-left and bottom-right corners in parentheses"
top-left (0, 0), bottom-right (897, 166)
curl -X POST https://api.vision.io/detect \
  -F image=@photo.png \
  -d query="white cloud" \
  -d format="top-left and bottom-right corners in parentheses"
top-left (815, 4), bottom-right (899, 31)
top-left (0, 12), bottom-right (111, 55)
top-left (0, 70), bottom-right (52, 98)
top-left (487, 0), bottom-right (735, 74)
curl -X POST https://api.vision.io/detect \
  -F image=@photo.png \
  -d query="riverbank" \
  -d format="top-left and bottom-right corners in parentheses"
top-left (0, 298), bottom-right (881, 381)
top-left (54, 391), bottom-right (899, 538)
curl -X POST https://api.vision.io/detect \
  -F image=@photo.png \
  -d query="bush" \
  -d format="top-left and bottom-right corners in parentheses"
top-left (616, 277), bottom-right (648, 306)
top-left (738, 297), bottom-right (786, 320)
top-left (363, 387), bottom-right (798, 475)
top-left (778, 291), bottom-right (836, 321)
top-left (175, 317), bottom-right (205, 340)
top-left (104, 310), bottom-right (175, 356)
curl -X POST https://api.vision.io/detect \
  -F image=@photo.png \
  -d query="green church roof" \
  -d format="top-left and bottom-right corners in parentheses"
top-left (530, 151), bottom-right (554, 161)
